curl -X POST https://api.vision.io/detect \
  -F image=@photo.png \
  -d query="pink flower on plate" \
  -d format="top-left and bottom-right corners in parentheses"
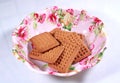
top-left (82, 66), bottom-right (89, 70)
top-left (17, 42), bottom-right (23, 49)
top-left (80, 10), bottom-right (87, 20)
top-left (73, 15), bottom-right (80, 25)
top-left (48, 13), bottom-right (57, 23)
top-left (81, 10), bottom-right (86, 15)
top-left (90, 44), bottom-right (95, 51)
top-left (38, 13), bottom-right (46, 23)
top-left (89, 25), bottom-right (95, 32)
top-left (49, 71), bottom-right (55, 75)
top-left (57, 22), bottom-right (62, 27)
top-left (23, 19), bottom-right (28, 25)
top-left (94, 17), bottom-right (101, 24)
top-left (16, 26), bottom-right (28, 41)
top-left (53, 6), bottom-right (58, 11)
top-left (34, 13), bottom-right (39, 20)
top-left (66, 9), bottom-right (74, 15)
top-left (22, 17), bottom-right (32, 25)
top-left (79, 59), bottom-right (88, 65)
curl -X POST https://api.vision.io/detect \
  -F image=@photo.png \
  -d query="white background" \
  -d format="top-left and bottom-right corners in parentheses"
top-left (0, 0), bottom-right (120, 83)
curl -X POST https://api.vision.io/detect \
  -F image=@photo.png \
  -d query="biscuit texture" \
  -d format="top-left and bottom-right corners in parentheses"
top-left (29, 29), bottom-right (91, 73)
top-left (30, 32), bottom-right (59, 52)
top-left (49, 42), bottom-right (79, 73)
top-left (29, 46), bottom-right (64, 63)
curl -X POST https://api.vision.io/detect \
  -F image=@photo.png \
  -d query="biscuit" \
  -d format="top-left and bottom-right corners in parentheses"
top-left (29, 49), bottom-right (42, 59)
top-left (48, 42), bottom-right (79, 73)
top-left (29, 46), bottom-right (64, 63)
top-left (50, 28), bottom-right (61, 35)
top-left (53, 29), bottom-right (71, 42)
top-left (78, 33), bottom-right (85, 41)
top-left (73, 45), bottom-right (91, 64)
top-left (29, 29), bottom-right (91, 73)
top-left (53, 29), bottom-right (85, 43)
top-left (65, 33), bottom-right (91, 64)
top-left (30, 32), bottom-right (59, 52)
top-left (53, 30), bottom-right (91, 64)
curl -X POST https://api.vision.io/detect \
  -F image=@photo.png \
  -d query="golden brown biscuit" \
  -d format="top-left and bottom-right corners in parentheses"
top-left (65, 33), bottom-right (91, 64)
top-left (30, 32), bottom-right (59, 52)
top-left (29, 46), bottom-right (64, 63)
top-left (52, 30), bottom-right (91, 64)
top-left (29, 29), bottom-right (91, 73)
top-left (73, 45), bottom-right (91, 64)
top-left (48, 42), bottom-right (79, 73)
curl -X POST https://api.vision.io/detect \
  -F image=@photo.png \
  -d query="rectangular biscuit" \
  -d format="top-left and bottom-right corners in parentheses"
top-left (53, 30), bottom-right (91, 64)
top-left (29, 46), bottom-right (64, 63)
top-left (65, 33), bottom-right (91, 64)
top-left (30, 32), bottom-right (59, 52)
top-left (53, 29), bottom-right (85, 43)
top-left (48, 42), bottom-right (79, 73)
top-left (50, 28), bottom-right (61, 35)
top-left (73, 45), bottom-right (91, 64)
top-left (53, 29), bottom-right (71, 43)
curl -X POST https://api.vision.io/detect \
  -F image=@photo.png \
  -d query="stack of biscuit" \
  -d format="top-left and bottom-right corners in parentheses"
top-left (29, 28), bottom-right (91, 73)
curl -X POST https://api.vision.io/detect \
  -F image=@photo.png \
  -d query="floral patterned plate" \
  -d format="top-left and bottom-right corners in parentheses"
top-left (12, 6), bottom-right (107, 76)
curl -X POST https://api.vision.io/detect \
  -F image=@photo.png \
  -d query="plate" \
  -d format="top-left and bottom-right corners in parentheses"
top-left (12, 6), bottom-right (106, 76)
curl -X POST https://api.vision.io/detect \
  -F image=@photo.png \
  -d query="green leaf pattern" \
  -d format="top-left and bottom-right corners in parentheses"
top-left (98, 47), bottom-right (107, 59)
top-left (69, 66), bottom-right (75, 70)
top-left (33, 21), bottom-right (37, 29)
top-left (94, 23), bottom-right (104, 36)
top-left (63, 23), bottom-right (72, 31)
